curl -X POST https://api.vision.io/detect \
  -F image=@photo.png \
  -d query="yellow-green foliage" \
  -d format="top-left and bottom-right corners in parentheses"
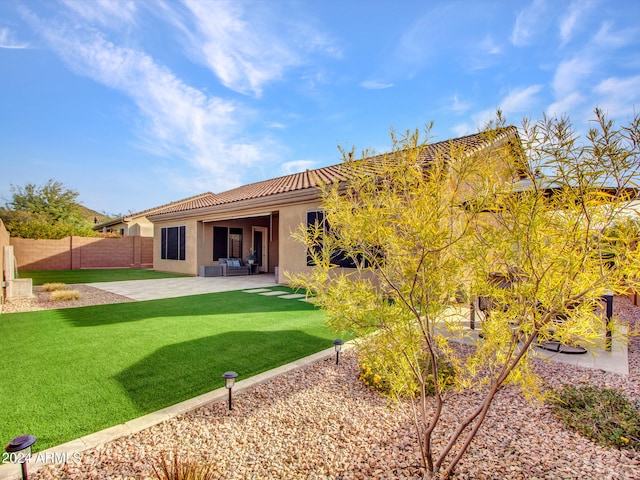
top-left (42, 282), bottom-right (67, 292)
top-left (289, 109), bottom-right (640, 478)
top-left (360, 354), bottom-right (455, 398)
top-left (50, 289), bottom-right (81, 302)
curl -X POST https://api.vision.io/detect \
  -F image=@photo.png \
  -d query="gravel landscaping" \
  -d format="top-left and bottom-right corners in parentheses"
top-left (1, 285), bottom-right (135, 313)
top-left (6, 292), bottom-right (640, 479)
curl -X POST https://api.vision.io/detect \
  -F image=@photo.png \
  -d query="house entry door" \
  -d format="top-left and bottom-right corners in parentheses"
top-left (252, 227), bottom-right (268, 273)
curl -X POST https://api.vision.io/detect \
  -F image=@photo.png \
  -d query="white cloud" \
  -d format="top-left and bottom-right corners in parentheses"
top-left (451, 122), bottom-right (474, 137)
top-left (547, 92), bottom-right (584, 118)
top-left (480, 35), bottom-right (502, 55)
top-left (593, 21), bottom-right (639, 48)
top-left (60, 0), bottom-right (137, 27)
top-left (511, 0), bottom-right (548, 47)
top-left (0, 27), bottom-right (29, 49)
top-left (467, 35), bottom-right (503, 71)
top-left (500, 85), bottom-right (543, 113)
top-left (558, 1), bottom-right (594, 46)
top-left (559, 6), bottom-right (576, 44)
top-left (471, 108), bottom-right (496, 130)
top-left (22, 9), bottom-right (267, 193)
top-left (170, 0), bottom-right (341, 97)
top-left (464, 86), bottom-right (543, 133)
top-left (281, 160), bottom-right (317, 175)
top-left (552, 56), bottom-right (594, 98)
top-left (593, 75), bottom-right (640, 117)
top-left (448, 95), bottom-right (472, 114)
top-left (360, 80), bottom-right (393, 90)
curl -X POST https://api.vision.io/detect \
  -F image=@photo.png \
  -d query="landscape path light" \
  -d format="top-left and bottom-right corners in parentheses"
top-left (333, 339), bottom-right (344, 365)
top-left (222, 371), bottom-right (238, 410)
top-left (5, 434), bottom-right (37, 480)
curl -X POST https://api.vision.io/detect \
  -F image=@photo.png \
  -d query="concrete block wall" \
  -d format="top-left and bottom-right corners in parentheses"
top-left (11, 236), bottom-right (153, 270)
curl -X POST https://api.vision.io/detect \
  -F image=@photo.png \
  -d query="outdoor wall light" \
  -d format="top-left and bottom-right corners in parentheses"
top-left (333, 339), bottom-right (344, 365)
top-left (4, 434), bottom-right (37, 480)
top-left (222, 371), bottom-right (238, 410)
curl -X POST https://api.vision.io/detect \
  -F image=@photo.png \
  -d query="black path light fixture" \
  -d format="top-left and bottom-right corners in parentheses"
top-left (222, 371), bottom-right (238, 410)
top-left (5, 434), bottom-right (37, 480)
top-left (333, 339), bottom-right (344, 365)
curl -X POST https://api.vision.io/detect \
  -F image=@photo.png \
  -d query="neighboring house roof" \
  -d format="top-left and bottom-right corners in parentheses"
top-left (149, 127), bottom-right (520, 219)
top-left (94, 192), bottom-right (216, 229)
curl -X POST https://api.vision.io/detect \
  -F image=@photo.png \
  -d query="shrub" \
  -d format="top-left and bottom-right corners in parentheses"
top-left (360, 356), bottom-right (455, 397)
top-left (50, 290), bottom-right (81, 302)
top-left (549, 384), bottom-right (640, 449)
top-left (360, 360), bottom-right (393, 395)
top-left (152, 451), bottom-right (216, 480)
top-left (42, 282), bottom-right (67, 292)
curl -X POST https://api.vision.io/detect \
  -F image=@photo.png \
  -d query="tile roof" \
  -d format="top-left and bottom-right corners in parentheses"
top-left (149, 126), bottom-right (519, 216)
top-left (94, 192), bottom-right (217, 228)
top-left (136, 192), bottom-right (217, 216)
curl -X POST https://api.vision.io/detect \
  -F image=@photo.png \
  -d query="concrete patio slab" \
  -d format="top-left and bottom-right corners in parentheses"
top-left (85, 274), bottom-right (277, 301)
top-left (442, 305), bottom-right (629, 375)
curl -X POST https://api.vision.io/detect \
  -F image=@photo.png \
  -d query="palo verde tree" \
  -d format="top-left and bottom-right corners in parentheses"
top-left (289, 109), bottom-right (640, 478)
top-left (0, 179), bottom-right (97, 239)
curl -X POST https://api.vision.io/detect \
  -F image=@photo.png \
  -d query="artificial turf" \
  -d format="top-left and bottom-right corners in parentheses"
top-left (0, 289), bottom-right (332, 451)
top-left (18, 269), bottom-right (189, 286)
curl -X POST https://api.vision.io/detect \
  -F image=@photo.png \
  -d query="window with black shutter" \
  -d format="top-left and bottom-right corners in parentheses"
top-left (161, 226), bottom-right (186, 260)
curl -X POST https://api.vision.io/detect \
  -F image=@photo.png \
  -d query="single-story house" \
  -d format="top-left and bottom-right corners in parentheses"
top-left (148, 127), bottom-right (522, 283)
top-left (94, 192), bottom-right (216, 237)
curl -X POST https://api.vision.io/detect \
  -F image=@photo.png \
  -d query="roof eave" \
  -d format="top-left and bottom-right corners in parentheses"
top-left (147, 186), bottom-right (324, 223)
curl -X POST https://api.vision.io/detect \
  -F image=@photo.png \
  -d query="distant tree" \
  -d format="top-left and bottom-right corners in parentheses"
top-left (290, 110), bottom-right (640, 478)
top-left (0, 179), bottom-right (97, 239)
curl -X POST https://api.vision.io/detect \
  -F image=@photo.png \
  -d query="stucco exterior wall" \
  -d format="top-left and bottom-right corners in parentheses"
top-left (277, 200), bottom-right (321, 283)
top-left (128, 218), bottom-right (154, 237)
top-left (153, 218), bottom-right (200, 275)
top-left (99, 216), bottom-right (155, 237)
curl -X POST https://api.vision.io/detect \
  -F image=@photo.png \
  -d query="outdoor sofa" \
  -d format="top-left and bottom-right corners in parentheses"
top-left (219, 258), bottom-right (251, 276)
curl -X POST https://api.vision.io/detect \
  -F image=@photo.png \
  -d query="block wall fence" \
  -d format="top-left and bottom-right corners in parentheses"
top-left (11, 236), bottom-right (153, 271)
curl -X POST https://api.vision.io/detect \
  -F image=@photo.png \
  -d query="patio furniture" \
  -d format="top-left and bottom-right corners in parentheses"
top-left (219, 258), bottom-right (251, 276)
top-left (199, 265), bottom-right (223, 277)
top-left (470, 273), bottom-right (613, 354)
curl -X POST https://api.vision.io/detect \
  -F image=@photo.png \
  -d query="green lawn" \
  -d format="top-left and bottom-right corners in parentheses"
top-left (19, 268), bottom-right (189, 285)
top-left (0, 289), bottom-right (333, 451)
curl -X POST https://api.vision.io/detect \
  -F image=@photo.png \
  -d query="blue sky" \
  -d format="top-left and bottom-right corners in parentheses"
top-left (1, 0), bottom-right (639, 215)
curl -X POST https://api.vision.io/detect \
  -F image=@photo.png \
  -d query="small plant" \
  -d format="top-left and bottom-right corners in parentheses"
top-left (42, 282), bottom-right (67, 292)
top-left (360, 360), bottom-right (392, 395)
top-left (549, 384), bottom-right (640, 449)
top-left (50, 289), bottom-right (82, 302)
top-left (360, 356), bottom-right (455, 397)
top-left (152, 451), bottom-right (216, 480)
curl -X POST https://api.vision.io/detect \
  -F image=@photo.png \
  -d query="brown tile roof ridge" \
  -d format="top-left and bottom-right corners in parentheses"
top-left (149, 126), bottom-right (519, 216)
top-left (94, 192), bottom-right (217, 228)
top-left (131, 192), bottom-right (217, 217)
